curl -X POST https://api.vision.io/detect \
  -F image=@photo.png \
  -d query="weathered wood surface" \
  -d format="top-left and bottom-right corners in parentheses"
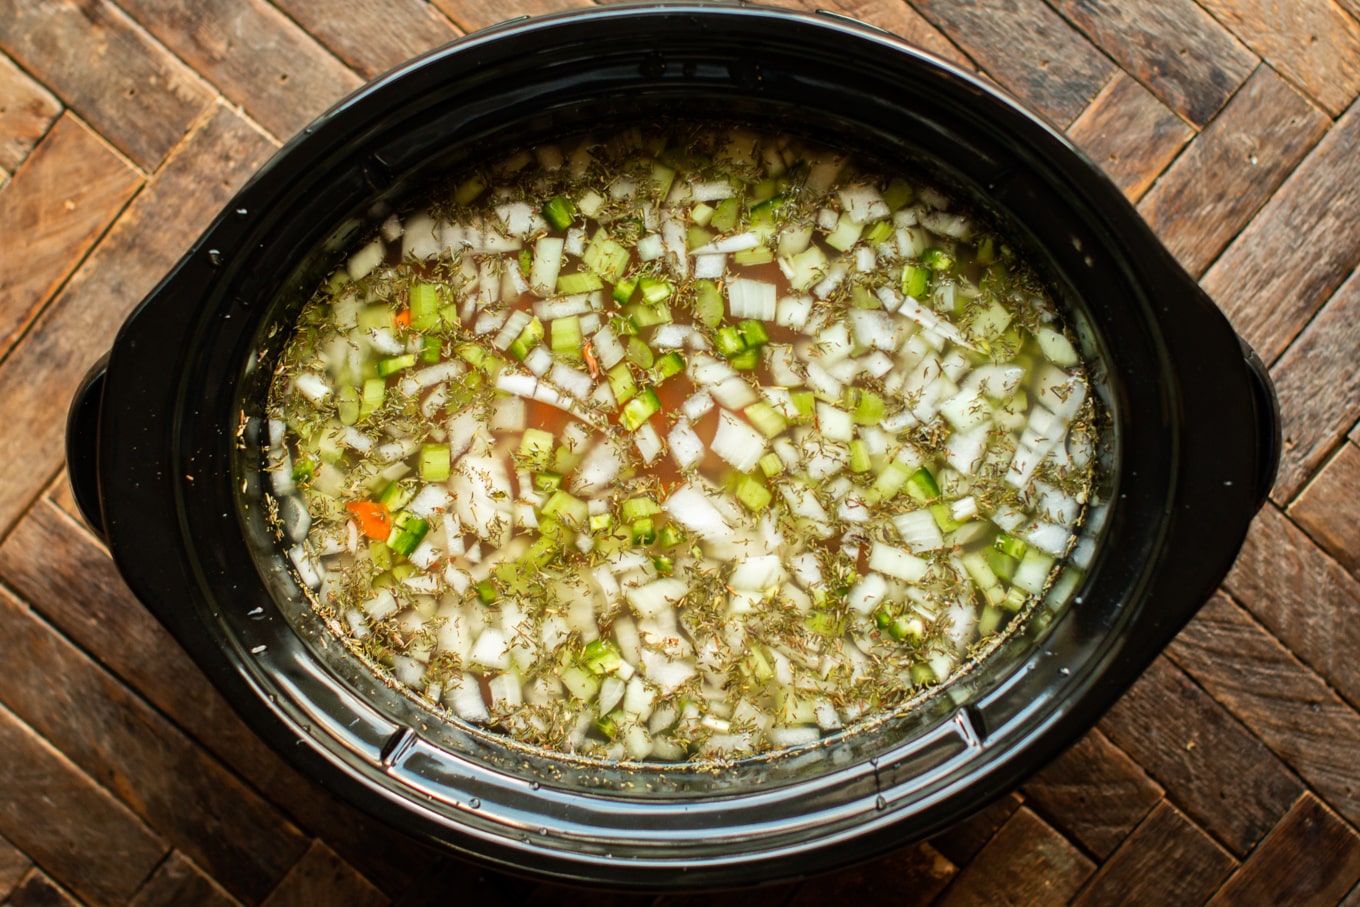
top-left (2, 2), bottom-right (1360, 904)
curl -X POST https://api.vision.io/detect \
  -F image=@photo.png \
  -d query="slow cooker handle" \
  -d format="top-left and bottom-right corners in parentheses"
top-left (1241, 340), bottom-right (1281, 507)
top-left (65, 353), bottom-right (110, 543)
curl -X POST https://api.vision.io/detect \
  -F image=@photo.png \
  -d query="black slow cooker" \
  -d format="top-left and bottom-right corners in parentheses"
top-left (65, 4), bottom-right (1279, 889)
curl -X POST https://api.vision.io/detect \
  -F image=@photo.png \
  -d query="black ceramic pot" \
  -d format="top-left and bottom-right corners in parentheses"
top-left (66, 4), bottom-right (1279, 889)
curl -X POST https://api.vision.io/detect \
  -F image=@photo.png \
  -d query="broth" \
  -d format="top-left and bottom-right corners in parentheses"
top-left (265, 125), bottom-right (1099, 762)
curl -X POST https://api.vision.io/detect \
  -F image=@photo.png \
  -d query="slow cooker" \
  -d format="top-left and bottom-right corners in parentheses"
top-left (65, 4), bottom-right (1279, 889)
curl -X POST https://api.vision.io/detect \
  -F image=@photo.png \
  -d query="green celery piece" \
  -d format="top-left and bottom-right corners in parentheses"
top-left (607, 361), bottom-right (637, 404)
top-left (902, 264), bottom-right (930, 299)
top-left (710, 197), bottom-right (741, 233)
top-left (419, 443), bottom-right (451, 482)
top-left (551, 315), bottom-right (584, 360)
top-left (556, 271), bottom-right (605, 295)
top-left (620, 387), bottom-right (660, 431)
top-left (921, 248), bottom-right (955, 271)
top-left (408, 283), bottom-right (440, 332)
top-left (376, 353), bottom-right (416, 377)
top-left (734, 474), bottom-right (772, 511)
top-left (692, 279), bottom-right (725, 328)
top-left (542, 195), bottom-right (577, 231)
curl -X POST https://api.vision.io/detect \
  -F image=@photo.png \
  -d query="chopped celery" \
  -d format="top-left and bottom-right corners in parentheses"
top-left (607, 361), bottom-right (637, 404)
top-left (728, 347), bottom-right (761, 371)
top-left (583, 639), bottom-right (623, 674)
top-left (905, 467), bottom-right (940, 503)
top-left (758, 451), bottom-right (785, 477)
top-left (848, 439), bottom-right (872, 473)
top-left (611, 274), bottom-right (638, 304)
top-left (419, 334), bottom-right (442, 364)
top-left (734, 474), bottom-right (772, 511)
top-left (883, 178), bottom-right (914, 211)
top-left (733, 246), bottom-right (774, 266)
top-left (508, 316), bottom-right (544, 360)
top-left (630, 517), bottom-right (657, 545)
top-left (519, 428), bottom-right (555, 469)
top-left (639, 275), bottom-right (673, 304)
top-left (626, 335), bottom-right (655, 369)
top-left (714, 325), bottom-right (747, 358)
top-left (336, 386), bottom-right (361, 425)
top-left (692, 279), bottom-right (725, 328)
top-left (744, 401), bottom-right (788, 439)
top-left (621, 496), bottom-right (662, 522)
top-left (419, 443), bottom-right (451, 482)
top-left (921, 248), bottom-right (955, 271)
top-left (652, 350), bottom-right (685, 381)
top-left (994, 533), bottom-right (1028, 560)
top-left (551, 315), bottom-right (584, 359)
top-left (901, 264), bottom-right (929, 299)
top-left (359, 377), bottom-right (385, 419)
top-left (710, 197), bottom-right (741, 233)
top-left (408, 283), bottom-right (440, 332)
top-left (556, 271), bottom-right (605, 295)
top-left (737, 319), bottom-right (770, 347)
top-left (620, 387), bottom-right (661, 431)
top-left (846, 387), bottom-right (886, 425)
top-left (376, 353), bottom-right (416, 377)
top-left (541, 489), bottom-right (589, 528)
top-left (387, 513), bottom-right (429, 557)
top-left (542, 195), bottom-right (577, 231)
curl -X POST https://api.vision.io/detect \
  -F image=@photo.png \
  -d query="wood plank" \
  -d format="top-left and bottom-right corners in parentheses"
top-left (1167, 593), bottom-right (1360, 829)
top-left (0, 586), bottom-right (310, 905)
top-left (904, 0), bottom-right (1118, 127)
top-left (115, 0), bottom-right (363, 143)
top-left (1021, 728), bottom-right (1163, 859)
top-left (1266, 269), bottom-right (1360, 502)
top-left (0, 0), bottom-right (212, 172)
top-left (0, 501), bottom-right (430, 893)
top-left (125, 852), bottom-right (242, 907)
top-left (390, 860), bottom-right (537, 907)
top-left (0, 834), bottom-right (31, 900)
top-left (934, 807), bottom-right (1094, 907)
top-left (0, 52), bottom-right (62, 173)
top-left (1199, 98), bottom-right (1360, 363)
top-left (259, 842), bottom-right (388, 907)
top-left (271, 0), bottom-right (462, 81)
top-left (0, 704), bottom-right (166, 907)
top-left (0, 103), bottom-right (276, 535)
top-left (1138, 65), bottom-right (1330, 278)
top-left (929, 792), bottom-right (1024, 867)
top-left (1064, 70), bottom-right (1194, 202)
top-left (1289, 440), bottom-right (1360, 580)
top-left (784, 844), bottom-right (955, 907)
top-left (1099, 655), bottom-right (1303, 856)
top-left (1073, 801), bottom-right (1236, 907)
top-left (1206, 793), bottom-right (1360, 907)
top-left (1198, 0), bottom-right (1360, 117)
top-left (0, 113), bottom-right (142, 356)
top-left (1050, 0), bottom-right (1256, 126)
top-left (3, 870), bottom-right (81, 907)
top-left (762, 0), bottom-right (974, 69)
top-left (430, 0), bottom-right (590, 35)
top-left (1224, 503), bottom-right (1360, 708)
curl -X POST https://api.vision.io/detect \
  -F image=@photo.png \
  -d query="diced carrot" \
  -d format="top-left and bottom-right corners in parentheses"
top-left (583, 341), bottom-right (599, 379)
top-left (394, 308), bottom-right (412, 328)
top-left (346, 501), bottom-right (391, 540)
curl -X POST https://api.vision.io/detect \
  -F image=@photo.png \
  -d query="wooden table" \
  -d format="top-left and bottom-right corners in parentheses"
top-left (2, 0), bottom-right (1360, 903)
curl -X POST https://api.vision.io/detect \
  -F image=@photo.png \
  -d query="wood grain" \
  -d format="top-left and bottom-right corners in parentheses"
top-left (1199, 99), bottom-right (1360, 363)
top-left (1267, 269), bottom-right (1360, 502)
top-left (1224, 503), bottom-right (1360, 709)
top-left (929, 792), bottom-right (1024, 867)
top-left (765, 0), bottom-right (973, 68)
top-left (1022, 729), bottom-right (1163, 859)
top-left (0, 501), bottom-right (430, 893)
top-left (0, 113), bottom-right (142, 357)
top-left (0, 104), bottom-right (275, 535)
top-left (0, 52), bottom-right (61, 173)
top-left (1289, 440), bottom-right (1360, 581)
top-left (1169, 594), bottom-right (1360, 829)
top-left (431, 0), bottom-right (590, 34)
top-left (0, 704), bottom-right (166, 907)
top-left (0, 0), bottom-right (212, 172)
top-left (1072, 801), bottom-right (1236, 907)
top-left (908, 0), bottom-right (1117, 127)
top-left (258, 842), bottom-right (388, 907)
top-left (0, 586), bottom-right (310, 904)
top-left (114, 0), bottom-right (363, 143)
top-left (271, 0), bottom-right (462, 80)
top-left (1138, 64), bottom-right (1330, 278)
top-left (1099, 655), bottom-right (1303, 857)
top-left (4, 870), bottom-right (81, 907)
top-left (1064, 71), bottom-right (1193, 202)
top-left (0, 834), bottom-right (31, 900)
top-left (1206, 793), bottom-right (1360, 907)
top-left (785, 844), bottom-right (956, 907)
top-left (935, 808), bottom-right (1094, 906)
top-left (125, 852), bottom-right (242, 907)
top-left (1050, 0), bottom-right (1256, 126)
top-left (1197, 0), bottom-right (1360, 117)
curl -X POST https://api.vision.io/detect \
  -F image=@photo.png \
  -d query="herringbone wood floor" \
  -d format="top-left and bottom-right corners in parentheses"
top-left (2, 0), bottom-right (1360, 904)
